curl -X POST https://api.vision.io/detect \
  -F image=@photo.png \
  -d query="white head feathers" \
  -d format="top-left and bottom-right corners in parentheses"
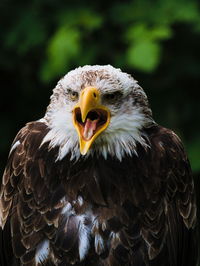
top-left (41, 65), bottom-right (153, 161)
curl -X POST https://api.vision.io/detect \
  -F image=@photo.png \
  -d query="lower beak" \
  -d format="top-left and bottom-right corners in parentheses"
top-left (73, 87), bottom-right (110, 155)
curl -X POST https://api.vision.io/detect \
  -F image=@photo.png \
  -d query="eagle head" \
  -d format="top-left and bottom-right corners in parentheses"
top-left (42, 65), bottom-right (154, 161)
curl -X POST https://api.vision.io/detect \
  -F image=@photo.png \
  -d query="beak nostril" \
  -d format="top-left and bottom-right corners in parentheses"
top-left (93, 92), bottom-right (97, 98)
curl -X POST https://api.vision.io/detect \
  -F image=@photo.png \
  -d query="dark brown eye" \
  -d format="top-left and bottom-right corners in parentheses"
top-left (103, 91), bottom-right (122, 103)
top-left (67, 89), bottom-right (79, 101)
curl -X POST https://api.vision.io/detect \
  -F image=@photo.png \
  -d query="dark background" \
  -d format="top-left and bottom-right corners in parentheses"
top-left (0, 0), bottom-right (200, 259)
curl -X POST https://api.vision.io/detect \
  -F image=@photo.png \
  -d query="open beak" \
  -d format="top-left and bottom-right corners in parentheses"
top-left (73, 87), bottom-right (110, 155)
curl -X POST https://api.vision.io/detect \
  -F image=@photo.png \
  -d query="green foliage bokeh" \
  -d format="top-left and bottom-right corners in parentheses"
top-left (0, 0), bottom-right (199, 174)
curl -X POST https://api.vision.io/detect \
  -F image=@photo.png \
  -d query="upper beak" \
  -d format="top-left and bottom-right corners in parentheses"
top-left (73, 87), bottom-right (110, 155)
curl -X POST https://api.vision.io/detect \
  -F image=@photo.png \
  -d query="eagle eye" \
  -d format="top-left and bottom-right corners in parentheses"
top-left (67, 89), bottom-right (79, 101)
top-left (103, 91), bottom-right (122, 103)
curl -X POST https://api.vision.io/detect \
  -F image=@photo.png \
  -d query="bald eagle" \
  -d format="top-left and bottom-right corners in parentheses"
top-left (0, 65), bottom-right (198, 266)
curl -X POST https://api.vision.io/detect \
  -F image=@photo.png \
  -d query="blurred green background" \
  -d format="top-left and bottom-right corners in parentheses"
top-left (0, 0), bottom-right (200, 215)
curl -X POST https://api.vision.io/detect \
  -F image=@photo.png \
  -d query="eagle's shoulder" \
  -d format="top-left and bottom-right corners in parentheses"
top-left (8, 120), bottom-right (50, 157)
top-left (1, 120), bottom-right (50, 187)
top-left (146, 124), bottom-right (184, 152)
top-left (144, 125), bottom-right (190, 171)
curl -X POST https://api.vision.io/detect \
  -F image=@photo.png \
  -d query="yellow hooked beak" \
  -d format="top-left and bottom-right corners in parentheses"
top-left (73, 87), bottom-right (110, 155)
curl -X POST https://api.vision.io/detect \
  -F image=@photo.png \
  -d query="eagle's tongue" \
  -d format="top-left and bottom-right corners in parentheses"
top-left (83, 118), bottom-right (99, 140)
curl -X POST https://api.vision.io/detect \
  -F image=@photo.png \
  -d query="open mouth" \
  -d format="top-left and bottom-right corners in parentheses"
top-left (74, 108), bottom-right (108, 141)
